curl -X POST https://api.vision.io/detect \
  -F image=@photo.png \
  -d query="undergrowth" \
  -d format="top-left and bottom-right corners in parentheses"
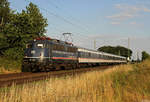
top-left (0, 57), bottom-right (21, 73)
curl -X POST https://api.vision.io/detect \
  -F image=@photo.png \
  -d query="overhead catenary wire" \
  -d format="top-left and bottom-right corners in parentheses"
top-left (45, 0), bottom-right (94, 34)
top-left (25, 0), bottom-right (90, 34)
top-left (24, 0), bottom-right (94, 38)
top-left (24, 0), bottom-right (98, 47)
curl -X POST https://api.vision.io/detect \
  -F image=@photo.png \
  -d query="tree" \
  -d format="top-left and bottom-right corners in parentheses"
top-left (98, 46), bottom-right (132, 58)
top-left (142, 51), bottom-right (150, 61)
top-left (0, 0), bottom-right (11, 55)
top-left (0, 0), bottom-right (10, 27)
top-left (3, 2), bottom-right (48, 39)
top-left (0, 2), bottom-right (48, 59)
top-left (25, 2), bottom-right (48, 37)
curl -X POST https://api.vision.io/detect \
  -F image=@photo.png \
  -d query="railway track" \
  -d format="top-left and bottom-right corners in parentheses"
top-left (0, 66), bottom-right (112, 88)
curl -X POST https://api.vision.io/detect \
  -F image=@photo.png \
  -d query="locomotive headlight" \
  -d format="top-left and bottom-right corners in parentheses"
top-left (31, 50), bottom-right (35, 54)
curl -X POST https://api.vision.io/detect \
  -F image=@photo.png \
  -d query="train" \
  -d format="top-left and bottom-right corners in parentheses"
top-left (22, 37), bottom-right (127, 72)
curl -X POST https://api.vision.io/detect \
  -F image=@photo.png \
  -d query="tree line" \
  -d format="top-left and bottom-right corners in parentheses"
top-left (142, 51), bottom-right (150, 61)
top-left (98, 46), bottom-right (150, 61)
top-left (98, 46), bottom-right (132, 58)
top-left (0, 0), bottom-right (48, 60)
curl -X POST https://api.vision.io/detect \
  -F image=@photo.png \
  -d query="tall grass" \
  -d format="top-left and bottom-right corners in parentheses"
top-left (0, 60), bottom-right (150, 102)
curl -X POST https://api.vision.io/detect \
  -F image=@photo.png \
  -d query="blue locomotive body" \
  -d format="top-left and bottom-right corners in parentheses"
top-left (22, 37), bottom-right (78, 72)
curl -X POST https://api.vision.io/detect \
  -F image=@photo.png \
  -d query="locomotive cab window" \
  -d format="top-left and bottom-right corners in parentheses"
top-left (26, 44), bottom-right (33, 48)
top-left (37, 44), bottom-right (44, 48)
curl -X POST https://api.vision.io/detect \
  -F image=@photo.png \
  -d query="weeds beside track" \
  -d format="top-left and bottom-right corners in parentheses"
top-left (0, 66), bottom-right (110, 88)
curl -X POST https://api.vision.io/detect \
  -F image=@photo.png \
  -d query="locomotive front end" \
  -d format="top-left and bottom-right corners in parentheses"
top-left (22, 38), bottom-right (51, 72)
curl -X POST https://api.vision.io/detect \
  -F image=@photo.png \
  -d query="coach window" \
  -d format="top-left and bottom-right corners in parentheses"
top-left (85, 52), bottom-right (87, 58)
top-left (57, 45), bottom-right (60, 50)
top-left (59, 45), bottom-right (62, 51)
top-left (72, 48), bottom-right (76, 52)
top-left (70, 47), bottom-right (73, 52)
top-left (84, 52), bottom-right (86, 58)
top-left (91, 53), bottom-right (93, 58)
top-left (69, 47), bottom-right (73, 52)
top-left (79, 52), bottom-right (82, 57)
top-left (78, 52), bottom-right (81, 57)
top-left (82, 52), bottom-right (85, 58)
top-left (89, 53), bottom-right (91, 57)
top-left (83, 52), bottom-right (86, 58)
top-left (99, 54), bottom-right (101, 58)
top-left (94, 54), bottom-right (97, 58)
top-left (112, 57), bottom-right (114, 60)
top-left (103, 55), bottom-right (106, 59)
top-left (67, 47), bottom-right (70, 52)
top-left (96, 54), bottom-right (98, 58)
top-left (111, 56), bottom-right (113, 60)
top-left (100, 55), bottom-right (103, 58)
top-left (53, 44), bottom-right (57, 50)
top-left (93, 54), bottom-right (95, 58)
top-left (92, 53), bottom-right (94, 58)
top-left (60, 45), bottom-right (64, 51)
top-left (81, 52), bottom-right (83, 57)
top-left (69, 47), bottom-right (71, 52)
top-left (85, 52), bottom-right (88, 58)
top-left (80, 52), bottom-right (83, 57)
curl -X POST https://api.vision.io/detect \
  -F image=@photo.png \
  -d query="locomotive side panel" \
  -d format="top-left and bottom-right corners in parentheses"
top-left (50, 43), bottom-right (78, 70)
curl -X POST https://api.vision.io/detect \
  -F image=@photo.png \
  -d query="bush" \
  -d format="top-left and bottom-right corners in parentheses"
top-left (3, 47), bottom-right (24, 60)
top-left (0, 57), bottom-right (21, 73)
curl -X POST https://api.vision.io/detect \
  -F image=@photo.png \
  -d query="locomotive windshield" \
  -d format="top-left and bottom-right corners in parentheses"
top-left (26, 43), bottom-right (33, 48)
top-left (36, 43), bottom-right (44, 48)
top-left (24, 42), bottom-right (48, 58)
top-left (26, 43), bottom-right (46, 49)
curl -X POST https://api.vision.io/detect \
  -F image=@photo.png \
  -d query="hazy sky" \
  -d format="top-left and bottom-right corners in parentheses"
top-left (9, 0), bottom-right (150, 59)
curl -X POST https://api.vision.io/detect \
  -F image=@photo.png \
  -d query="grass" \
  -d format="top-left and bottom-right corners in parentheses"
top-left (0, 57), bottom-right (21, 73)
top-left (0, 59), bottom-right (150, 102)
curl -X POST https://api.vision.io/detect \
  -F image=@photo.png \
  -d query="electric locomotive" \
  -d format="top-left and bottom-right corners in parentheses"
top-left (22, 37), bottom-right (78, 72)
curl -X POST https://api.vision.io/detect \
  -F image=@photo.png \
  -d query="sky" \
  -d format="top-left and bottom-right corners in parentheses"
top-left (9, 0), bottom-right (150, 59)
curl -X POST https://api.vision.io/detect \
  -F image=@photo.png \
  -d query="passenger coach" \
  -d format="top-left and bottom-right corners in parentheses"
top-left (77, 47), bottom-right (126, 67)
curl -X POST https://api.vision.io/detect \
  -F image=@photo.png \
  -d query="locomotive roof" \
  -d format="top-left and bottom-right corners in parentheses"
top-left (28, 37), bottom-right (76, 48)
